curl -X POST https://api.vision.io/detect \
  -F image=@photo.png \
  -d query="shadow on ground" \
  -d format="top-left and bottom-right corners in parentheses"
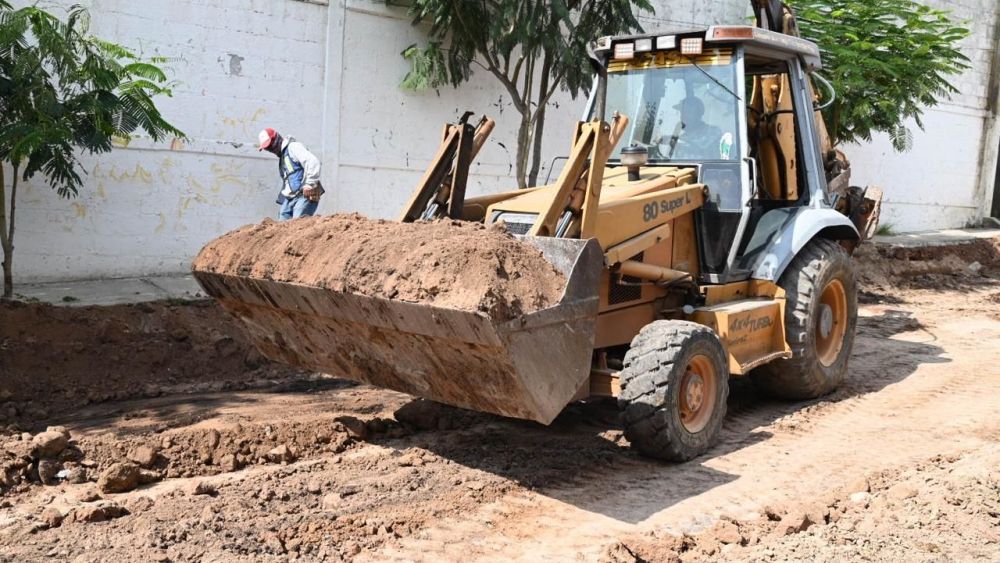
top-left (367, 306), bottom-right (950, 523)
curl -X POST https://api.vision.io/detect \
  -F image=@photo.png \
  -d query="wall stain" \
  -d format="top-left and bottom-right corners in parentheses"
top-left (227, 53), bottom-right (245, 76)
top-left (70, 202), bottom-right (87, 219)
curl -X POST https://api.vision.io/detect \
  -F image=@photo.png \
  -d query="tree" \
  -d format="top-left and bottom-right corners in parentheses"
top-left (793, 0), bottom-right (971, 150)
top-left (401, 0), bottom-right (653, 188)
top-left (0, 2), bottom-right (183, 299)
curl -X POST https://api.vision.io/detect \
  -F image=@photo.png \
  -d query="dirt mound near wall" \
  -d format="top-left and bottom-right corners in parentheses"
top-left (0, 300), bottom-right (305, 429)
top-left (191, 214), bottom-right (567, 321)
top-left (855, 237), bottom-right (1000, 295)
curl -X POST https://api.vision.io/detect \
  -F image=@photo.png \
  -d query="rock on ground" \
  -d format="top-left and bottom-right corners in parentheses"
top-left (97, 462), bottom-right (141, 494)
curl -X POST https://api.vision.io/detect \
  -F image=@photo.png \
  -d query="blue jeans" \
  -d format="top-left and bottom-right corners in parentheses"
top-left (278, 196), bottom-right (318, 221)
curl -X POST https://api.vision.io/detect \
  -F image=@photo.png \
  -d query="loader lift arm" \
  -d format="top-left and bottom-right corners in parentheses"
top-left (528, 113), bottom-right (629, 239)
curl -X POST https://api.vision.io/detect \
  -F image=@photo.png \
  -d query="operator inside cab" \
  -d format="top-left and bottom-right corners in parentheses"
top-left (657, 97), bottom-right (724, 161)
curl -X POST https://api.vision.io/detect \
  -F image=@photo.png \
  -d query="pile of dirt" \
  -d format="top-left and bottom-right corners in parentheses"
top-left (603, 447), bottom-right (1000, 562)
top-left (192, 213), bottom-right (567, 321)
top-left (0, 300), bottom-right (306, 428)
top-left (856, 237), bottom-right (1000, 297)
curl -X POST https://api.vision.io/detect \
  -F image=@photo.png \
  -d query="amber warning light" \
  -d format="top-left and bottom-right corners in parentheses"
top-left (711, 26), bottom-right (755, 40)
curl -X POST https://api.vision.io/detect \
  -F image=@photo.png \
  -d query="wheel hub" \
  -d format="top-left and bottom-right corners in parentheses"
top-left (816, 279), bottom-right (849, 367)
top-left (818, 304), bottom-right (834, 339)
top-left (684, 372), bottom-right (705, 412)
top-left (679, 355), bottom-right (717, 434)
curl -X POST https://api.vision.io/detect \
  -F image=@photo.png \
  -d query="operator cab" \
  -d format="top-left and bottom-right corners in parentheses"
top-left (593, 26), bottom-right (827, 284)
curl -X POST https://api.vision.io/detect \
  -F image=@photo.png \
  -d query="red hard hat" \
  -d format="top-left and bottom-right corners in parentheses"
top-left (257, 127), bottom-right (278, 151)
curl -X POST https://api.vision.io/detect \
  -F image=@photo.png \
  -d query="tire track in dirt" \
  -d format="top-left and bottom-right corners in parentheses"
top-left (369, 307), bottom-right (1000, 562)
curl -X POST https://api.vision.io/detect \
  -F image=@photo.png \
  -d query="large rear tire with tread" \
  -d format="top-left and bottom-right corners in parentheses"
top-left (752, 238), bottom-right (858, 399)
top-left (619, 321), bottom-right (729, 462)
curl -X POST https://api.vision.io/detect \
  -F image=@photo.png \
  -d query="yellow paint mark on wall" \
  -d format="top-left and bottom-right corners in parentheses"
top-left (219, 107), bottom-right (268, 138)
top-left (96, 182), bottom-right (107, 199)
top-left (187, 176), bottom-right (204, 191)
top-left (70, 202), bottom-right (87, 218)
top-left (107, 164), bottom-right (154, 184)
top-left (158, 157), bottom-right (179, 184)
top-left (155, 212), bottom-right (167, 234)
top-left (209, 161), bottom-right (249, 193)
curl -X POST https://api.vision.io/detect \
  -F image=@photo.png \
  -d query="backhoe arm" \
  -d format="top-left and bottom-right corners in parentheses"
top-left (399, 114), bottom-right (496, 222)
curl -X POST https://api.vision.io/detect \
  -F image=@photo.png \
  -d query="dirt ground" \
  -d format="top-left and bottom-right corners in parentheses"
top-left (1, 237), bottom-right (999, 562)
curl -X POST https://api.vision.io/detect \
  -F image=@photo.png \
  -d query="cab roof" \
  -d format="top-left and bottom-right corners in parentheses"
top-left (596, 26), bottom-right (822, 71)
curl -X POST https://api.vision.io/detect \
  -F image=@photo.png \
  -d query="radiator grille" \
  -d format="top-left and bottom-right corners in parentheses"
top-left (490, 212), bottom-right (538, 236)
top-left (505, 221), bottom-right (532, 235)
top-left (609, 252), bottom-right (643, 305)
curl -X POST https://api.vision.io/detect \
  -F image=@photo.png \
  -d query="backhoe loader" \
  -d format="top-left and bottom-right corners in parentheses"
top-left (194, 1), bottom-right (880, 461)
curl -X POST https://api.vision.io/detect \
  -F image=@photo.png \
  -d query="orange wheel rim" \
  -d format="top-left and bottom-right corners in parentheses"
top-left (679, 354), bottom-right (717, 433)
top-left (816, 279), bottom-right (848, 367)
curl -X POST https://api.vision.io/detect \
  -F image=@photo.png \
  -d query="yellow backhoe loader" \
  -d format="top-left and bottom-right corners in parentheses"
top-left (194, 1), bottom-right (880, 461)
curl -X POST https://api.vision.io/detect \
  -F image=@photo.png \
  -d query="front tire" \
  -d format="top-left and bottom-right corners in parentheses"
top-left (619, 321), bottom-right (729, 462)
top-left (752, 238), bottom-right (858, 399)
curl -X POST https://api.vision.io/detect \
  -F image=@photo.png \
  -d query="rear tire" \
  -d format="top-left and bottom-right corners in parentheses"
top-left (619, 321), bottom-right (729, 462)
top-left (752, 238), bottom-right (858, 399)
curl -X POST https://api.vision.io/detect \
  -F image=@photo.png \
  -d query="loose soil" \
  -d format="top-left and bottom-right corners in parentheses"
top-left (0, 237), bottom-right (998, 562)
top-left (0, 300), bottom-right (306, 424)
top-left (192, 214), bottom-right (566, 321)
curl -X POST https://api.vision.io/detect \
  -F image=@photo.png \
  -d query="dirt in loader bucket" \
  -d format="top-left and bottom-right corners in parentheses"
top-left (192, 214), bottom-right (604, 425)
top-left (193, 214), bottom-right (566, 320)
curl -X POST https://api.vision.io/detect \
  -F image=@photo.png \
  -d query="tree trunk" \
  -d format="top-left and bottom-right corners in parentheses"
top-left (0, 163), bottom-right (11, 300)
top-left (528, 55), bottom-right (552, 187)
top-left (515, 112), bottom-right (532, 189)
top-left (1, 247), bottom-right (11, 301)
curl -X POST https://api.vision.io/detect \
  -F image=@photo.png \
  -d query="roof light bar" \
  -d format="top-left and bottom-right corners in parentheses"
top-left (634, 38), bottom-right (653, 53)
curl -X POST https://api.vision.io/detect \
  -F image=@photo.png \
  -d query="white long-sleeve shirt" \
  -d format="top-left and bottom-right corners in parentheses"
top-left (280, 136), bottom-right (321, 197)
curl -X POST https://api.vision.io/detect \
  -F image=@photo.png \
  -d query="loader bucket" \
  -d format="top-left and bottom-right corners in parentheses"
top-left (193, 237), bottom-right (603, 424)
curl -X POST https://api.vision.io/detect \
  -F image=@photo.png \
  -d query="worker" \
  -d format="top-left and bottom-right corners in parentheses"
top-left (656, 97), bottom-right (724, 161)
top-left (257, 127), bottom-right (324, 220)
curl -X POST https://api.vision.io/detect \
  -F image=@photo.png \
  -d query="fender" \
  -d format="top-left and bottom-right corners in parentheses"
top-left (741, 206), bottom-right (859, 281)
